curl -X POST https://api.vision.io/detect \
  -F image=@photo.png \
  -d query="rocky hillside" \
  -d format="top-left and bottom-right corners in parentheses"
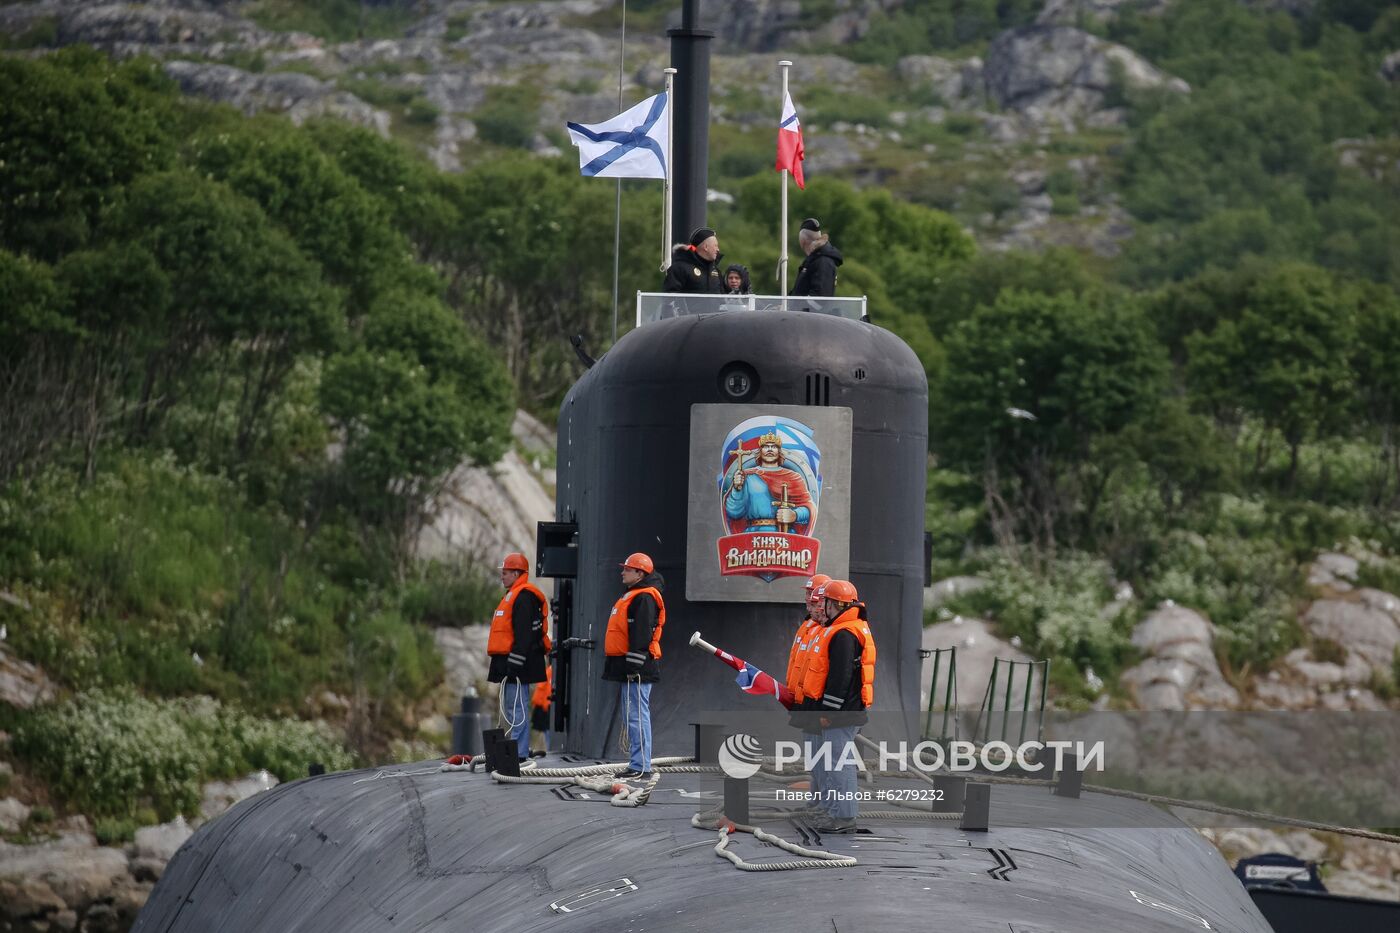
top-left (0, 0), bottom-right (1296, 256)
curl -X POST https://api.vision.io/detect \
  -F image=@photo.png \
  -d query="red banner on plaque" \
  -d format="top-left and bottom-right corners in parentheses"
top-left (717, 533), bottom-right (821, 582)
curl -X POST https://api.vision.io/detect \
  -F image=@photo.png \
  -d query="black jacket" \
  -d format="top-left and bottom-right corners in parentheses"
top-left (487, 586), bottom-right (549, 684)
top-left (602, 571), bottom-right (665, 683)
top-left (792, 604), bottom-right (869, 729)
top-left (792, 243), bottom-right (843, 298)
top-left (663, 246), bottom-right (724, 294)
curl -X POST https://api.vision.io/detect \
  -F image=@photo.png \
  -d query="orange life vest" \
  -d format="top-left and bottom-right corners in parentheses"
top-left (487, 578), bottom-right (551, 656)
top-left (532, 669), bottom-right (551, 711)
top-left (604, 586), bottom-right (666, 659)
top-left (786, 617), bottom-right (821, 697)
top-left (800, 606), bottom-right (876, 708)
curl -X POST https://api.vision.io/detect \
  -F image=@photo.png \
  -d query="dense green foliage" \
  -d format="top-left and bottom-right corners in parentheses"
top-left (0, 51), bottom-right (515, 809)
top-left (1108, 0), bottom-right (1400, 287)
top-left (11, 689), bottom-right (355, 819)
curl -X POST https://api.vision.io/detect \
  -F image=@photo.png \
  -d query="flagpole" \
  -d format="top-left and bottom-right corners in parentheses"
top-left (611, 1), bottom-right (627, 343)
top-left (779, 60), bottom-right (792, 301)
top-left (663, 67), bottom-right (676, 274)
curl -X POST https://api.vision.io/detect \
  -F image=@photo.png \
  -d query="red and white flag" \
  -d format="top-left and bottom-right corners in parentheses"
top-left (776, 91), bottom-right (805, 189)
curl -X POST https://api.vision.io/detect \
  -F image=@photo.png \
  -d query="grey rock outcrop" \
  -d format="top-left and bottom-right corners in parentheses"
top-left (1036, 0), bottom-right (1170, 26)
top-left (983, 26), bottom-right (1189, 129)
top-left (418, 410), bottom-right (556, 566)
top-left (0, 832), bottom-right (136, 930)
top-left (1307, 550), bottom-right (1360, 590)
top-left (162, 61), bottom-right (391, 134)
top-left (1382, 50), bottom-right (1400, 84)
top-left (1, 643), bottom-right (57, 709)
top-left (434, 624), bottom-right (491, 701)
top-left (1119, 603), bottom-right (1240, 710)
top-left (896, 55), bottom-right (984, 107)
top-left (200, 770), bottom-right (278, 822)
top-left (923, 575), bottom-right (989, 612)
top-left (1301, 590), bottom-right (1400, 672)
top-left (0, 797), bottom-right (30, 834)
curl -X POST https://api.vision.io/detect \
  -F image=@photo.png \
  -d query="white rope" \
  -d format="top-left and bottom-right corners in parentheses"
top-left (691, 811), bottom-right (858, 871)
top-left (351, 766), bottom-right (443, 785)
top-left (498, 676), bottom-right (527, 733)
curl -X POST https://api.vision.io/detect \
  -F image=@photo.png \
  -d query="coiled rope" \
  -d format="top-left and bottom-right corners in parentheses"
top-left (691, 810), bottom-right (858, 871)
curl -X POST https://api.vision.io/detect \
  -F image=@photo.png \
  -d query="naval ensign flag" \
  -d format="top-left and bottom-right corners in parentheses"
top-left (565, 93), bottom-right (671, 180)
top-left (776, 90), bottom-right (805, 189)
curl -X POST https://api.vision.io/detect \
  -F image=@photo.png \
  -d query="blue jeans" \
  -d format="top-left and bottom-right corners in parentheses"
top-left (803, 731), bottom-right (826, 803)
top-left (818, 725), bottom-right (860, 818)
top-left (500, 680), bottom-right (531, 760)
top-left (619, 680), bottom-right (652, 772)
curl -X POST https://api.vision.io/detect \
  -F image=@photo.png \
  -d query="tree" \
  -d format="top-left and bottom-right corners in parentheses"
top-left (320, 291), bottom-right (512, 573)
top-left (0, 51), bottom-right (173, 260)
top-left (192, 119), bottom-right (416, 313)
top-left (936, 291), bottom-right (1168, 553)
top-left (1186, 263), bottom-right (1358, 486)
top-left (102, 170), bottom-right (343, 458)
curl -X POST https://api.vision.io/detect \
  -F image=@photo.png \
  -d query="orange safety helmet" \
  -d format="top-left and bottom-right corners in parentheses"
top-left (619, 552), bottom-right (654, 574)
top-left (500, 552), bottom-right (529, 573)
top-left (818, 579), bottom-right (858, 604)
top-left (804, 573), bottom-right (832, 593)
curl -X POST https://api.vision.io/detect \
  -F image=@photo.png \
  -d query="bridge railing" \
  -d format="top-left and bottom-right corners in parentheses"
top-left (636, 292), bottom-right (868, 326)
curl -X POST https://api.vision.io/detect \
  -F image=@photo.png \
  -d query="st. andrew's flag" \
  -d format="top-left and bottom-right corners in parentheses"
top-left (566, 93), bottom-right (670, 180)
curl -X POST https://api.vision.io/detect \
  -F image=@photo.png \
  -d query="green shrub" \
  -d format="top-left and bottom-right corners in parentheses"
top-left (28, 805), bottom-right (53, 824)
top-left (400, 560), bottom-right (498, 627)
top-left (11, 689), bottom-right (355, 819)
top-left (94, 818), bottom-right (138, 846)
top-left (404, 96), bottom-right (440, 126)
top-left (475, 87), bottom-right (540, 149)
top-left (1138, 522), bottom-right (1302, 671)
top-left (953, 551), bottom-right (1132, 679)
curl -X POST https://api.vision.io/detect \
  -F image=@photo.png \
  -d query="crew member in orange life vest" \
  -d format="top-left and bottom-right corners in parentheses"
top-left (486, 552), bottom-right (550, 761)
top-left (530, 668), bottom-right (552, 753)
top-left (604, 552), bottom-right (665, 779)
top-left (788, 574), bottom-right (831, 813)
top-left (800, 579), bottom-right (876, 834)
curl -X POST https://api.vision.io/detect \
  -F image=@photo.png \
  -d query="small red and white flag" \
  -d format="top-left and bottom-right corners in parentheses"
top-left (776, 91), bottom-right (805, 189)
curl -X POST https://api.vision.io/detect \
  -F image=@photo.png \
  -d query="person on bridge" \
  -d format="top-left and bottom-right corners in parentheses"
top-left (801, 578), bottom-right (875, 833)
top-left (663, 227), bottom-right (724, 294)
top-left (486, 552), bottom-right (551, 762)
top-left (788, 573), bottom-right (831, 813)
top-left (604, 552), bottom-right (666, 780)
top-left (791, 217), bottom-right (843, 298)
top-left (724, 263), bottom-right (753, 294)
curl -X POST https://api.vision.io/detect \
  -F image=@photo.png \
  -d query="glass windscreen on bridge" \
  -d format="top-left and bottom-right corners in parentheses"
top-left (636, 292), bottom-right (868, 326)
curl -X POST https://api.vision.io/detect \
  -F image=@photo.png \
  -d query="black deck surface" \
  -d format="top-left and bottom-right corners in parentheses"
top-left (133, 755), bottom-right (1274, 933)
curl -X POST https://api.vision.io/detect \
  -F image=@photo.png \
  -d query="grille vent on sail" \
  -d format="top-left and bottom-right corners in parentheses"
top-left (804, 372), bottom-right (831, 406)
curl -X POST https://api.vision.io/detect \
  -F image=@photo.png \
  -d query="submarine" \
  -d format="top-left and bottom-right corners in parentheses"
top-left (132, 3), bottom-right (1278, 931)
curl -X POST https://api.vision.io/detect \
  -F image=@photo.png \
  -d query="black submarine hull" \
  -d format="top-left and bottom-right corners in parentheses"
top-left (132, 309), bottom-right (1275, 933)
top-left (132, 756), bottom-right (1274, 933)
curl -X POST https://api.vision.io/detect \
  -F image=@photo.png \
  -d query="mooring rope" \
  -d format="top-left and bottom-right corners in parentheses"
top-left (690, 810), bottom-right (858, 871)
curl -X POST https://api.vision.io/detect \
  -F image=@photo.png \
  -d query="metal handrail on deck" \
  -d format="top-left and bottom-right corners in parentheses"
top-left (635, 291), bottom-right (868, 326)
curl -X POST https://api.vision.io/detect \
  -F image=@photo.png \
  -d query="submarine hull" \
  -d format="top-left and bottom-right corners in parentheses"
top-left (132, 757), bottom-right (1274, 933)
